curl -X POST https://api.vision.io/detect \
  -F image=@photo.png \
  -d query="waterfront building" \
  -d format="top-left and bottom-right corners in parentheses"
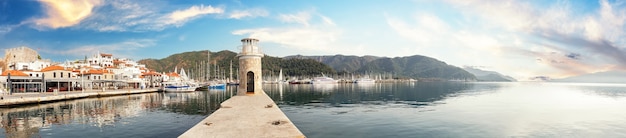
top-left (0, 70), bottom-right (43, 93)
top-left (1, 46), bottom-right (163, 91)
top-left (87, 52), bottom-right (114, 68)
top-left (13, 60), bottom-right (51, 72)
top-left (237, 38), bottom-right (264, 95)
top-left (42, 65), bottom-right (80, 91)
top-left (141, 71), bottom-right (162, 88)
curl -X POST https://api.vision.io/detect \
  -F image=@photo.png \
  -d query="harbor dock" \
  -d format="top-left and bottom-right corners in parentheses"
top-left (179, 92), bottom-right (305, 138)
top-left (0, 88), bottom-right (158, 106)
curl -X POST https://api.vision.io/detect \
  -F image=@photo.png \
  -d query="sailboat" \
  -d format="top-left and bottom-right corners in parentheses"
top-left (278, 69), bottom-right (285, 84)
top-left (163, 68), bottom-right (198, 92)
top-left (208, 51), bottom-right (226, 89)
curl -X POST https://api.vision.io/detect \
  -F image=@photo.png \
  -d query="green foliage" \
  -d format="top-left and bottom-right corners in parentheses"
top-left (355, 55), bottom-right (476, 80)
top-left (138, 50), bottom-right (336, 80)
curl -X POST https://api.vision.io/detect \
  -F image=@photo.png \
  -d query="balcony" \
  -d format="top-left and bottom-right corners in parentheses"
top-left (237, 45), bottom-right (263, 57)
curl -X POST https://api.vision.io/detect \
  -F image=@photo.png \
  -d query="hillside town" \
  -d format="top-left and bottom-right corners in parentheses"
top-left (0, 46), bottom-right (186, 94)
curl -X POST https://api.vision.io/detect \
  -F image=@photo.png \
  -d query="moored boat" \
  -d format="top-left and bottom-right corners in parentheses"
top-left (311, 75), bottom-right (338, 84)
top-left (355, 78), bottom-right (376, 83)
top-left (163, 82), bottom-right (197, 92)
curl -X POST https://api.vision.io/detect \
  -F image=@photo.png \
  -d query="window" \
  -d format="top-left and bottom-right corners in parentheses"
top-left (68, 73), bottom-right (71, 78)
top-left (61, 72), bottom-right (63, 78)
top-left (53, 72), bottom-right (56, 78)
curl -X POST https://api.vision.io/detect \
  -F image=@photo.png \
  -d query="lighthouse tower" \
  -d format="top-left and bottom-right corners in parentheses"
top-left (237, 38), bottom-right (264, 95)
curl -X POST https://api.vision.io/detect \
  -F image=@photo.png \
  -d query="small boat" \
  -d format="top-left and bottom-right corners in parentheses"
top-left (311, 74), bottom-right (338, 84)
top-left (163, 82), bottom-right (197, 92)
top-left (355, 77), bottom-right (376, 83)
top-left (209, 83), bottom-right (226, 89)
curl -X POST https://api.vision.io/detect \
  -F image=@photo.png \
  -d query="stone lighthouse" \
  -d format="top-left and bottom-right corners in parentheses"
top-left (237, 38), bottom-right (264, 95)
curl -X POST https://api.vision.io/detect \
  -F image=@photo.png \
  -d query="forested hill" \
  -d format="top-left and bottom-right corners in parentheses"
top-left (285, 55), bottom-right (380, 72)
top-left (139, 50), bottom-right (476, 80)
top-left (137, 50), bottom-right (335, 80)
top-left (286, 54), bottom-right (476, 80)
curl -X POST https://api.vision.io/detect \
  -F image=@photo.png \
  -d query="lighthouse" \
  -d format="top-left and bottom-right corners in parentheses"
top-left (237, 38), bottom-right (264, 96)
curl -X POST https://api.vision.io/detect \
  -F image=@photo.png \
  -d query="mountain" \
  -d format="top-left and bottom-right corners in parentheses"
top-left (288, 54), bottom-right (476, 80)
top-left (354, 55), bottom-right (476, 80)
top-left (463, 67), bottom-right (517, 82)
top-left (139, 50), bottom-right (476, 81)
top-left (137, 50), bottom-right (335, 80)
top-left (285, 55), bottom-right (380, 72)
top-left (551, 71), bottom-right (626, 83)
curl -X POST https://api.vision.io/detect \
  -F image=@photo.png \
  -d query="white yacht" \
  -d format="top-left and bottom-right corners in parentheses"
top-left (311, 74), bottom-right (338, 84)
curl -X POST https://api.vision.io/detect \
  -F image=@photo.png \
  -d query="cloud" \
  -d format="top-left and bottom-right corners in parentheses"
top-left (565, 53), bottom-right (581, 60)
top-left (232, 11), bottom-right (341, 52)
top-left (438, 0), bottom-right (626, 76)
top-left (278, 11), bottom-right (312, 26)
top-left (232, 27), bottom-right (339, 51)
top-left (41, 39), bottom-right (156, 57)
top-left (33, 0), bottom-right (223, 32)
top-left (387, 14), bottom-right (450, 45)
top-left (34, 0), bottom-right (103, 29)
top-left (228, 8), bottom-right (269, 19)
top-left (165, 4), bottom-right (223, 26)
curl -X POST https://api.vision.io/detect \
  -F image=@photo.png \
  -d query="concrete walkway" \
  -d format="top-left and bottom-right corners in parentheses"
top-left (0, 88), bottom-right (158, 106)
top-left (180, 91), bottom-right (305, 138)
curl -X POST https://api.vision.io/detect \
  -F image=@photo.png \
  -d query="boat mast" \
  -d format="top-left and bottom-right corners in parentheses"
top-left (207, 50), bottom-right (210, 82)
top-left (229, 60), bottom-right (233, 82)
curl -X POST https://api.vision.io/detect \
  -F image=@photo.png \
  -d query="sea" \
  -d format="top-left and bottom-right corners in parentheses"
top-left (1, 82), bottom-right (626, 137)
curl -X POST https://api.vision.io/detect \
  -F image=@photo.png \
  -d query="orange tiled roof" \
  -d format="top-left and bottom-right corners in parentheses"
top-left (100, 53), bottom-right (113, 57)
top-left (83, 69), bottom-right (103, 75)
top-left (1, 70), bottom-right (29, 76)
top-left (142, 72), bottom-right (161, 76)
top-left (41, 65), bottom-right (67, 72)
top-left (166, 72), bottom-right (179, 77)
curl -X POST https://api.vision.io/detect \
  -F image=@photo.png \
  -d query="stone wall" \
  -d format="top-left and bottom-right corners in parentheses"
top-left (3, 47), bottom-right (39, 69)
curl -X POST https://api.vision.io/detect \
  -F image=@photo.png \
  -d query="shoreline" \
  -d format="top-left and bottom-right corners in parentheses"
top-left (0, 88), bottom-right (159, 107)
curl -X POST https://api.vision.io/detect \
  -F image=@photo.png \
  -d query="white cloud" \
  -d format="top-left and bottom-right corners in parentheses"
top-left (387, 13), bottom-right (452, 47)
top-left (278, 11), bottom-right (312, 26)
top-left (229, 8), bottom-right (269, 19)
top-left (34, 0), bottom-right (103, 29)
top-left (165, 4), bottom-right (223, 26)
top-left (232, 27), bottom-right (339, 51)
top-left (232, 11), bottom-right (341, 53)
top-left (320, 15), bottom-right (335, 26)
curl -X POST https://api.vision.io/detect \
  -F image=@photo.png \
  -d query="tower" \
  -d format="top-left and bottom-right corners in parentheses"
top-left (237, 38), bottom-right (264, 95)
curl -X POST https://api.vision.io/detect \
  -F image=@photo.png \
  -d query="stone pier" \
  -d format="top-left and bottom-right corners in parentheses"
top-left (179, 92), bottom-right (304, 138)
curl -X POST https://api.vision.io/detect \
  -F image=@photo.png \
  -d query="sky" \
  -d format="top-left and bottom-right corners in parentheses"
top-left (0, 0), bottom-right (625, 80)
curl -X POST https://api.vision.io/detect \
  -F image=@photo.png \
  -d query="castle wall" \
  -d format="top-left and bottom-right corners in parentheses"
top-left (4, 47), bottom-right (39, 69)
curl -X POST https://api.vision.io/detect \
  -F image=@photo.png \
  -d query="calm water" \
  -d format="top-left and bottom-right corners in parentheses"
top-left (2, 82), bottom-right (626, 137)
top-left (265, 82), bottom-right (626, 138)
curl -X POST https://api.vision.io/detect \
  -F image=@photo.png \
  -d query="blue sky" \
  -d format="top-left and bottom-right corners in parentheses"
top-left (0, 0), bottom-right (625, 80)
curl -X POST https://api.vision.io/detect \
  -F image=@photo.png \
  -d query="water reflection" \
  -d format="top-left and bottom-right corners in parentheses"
top-left (264, 82), bottom-right (493, 108)
top-left (0, 90), bottom-right (234, 138)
